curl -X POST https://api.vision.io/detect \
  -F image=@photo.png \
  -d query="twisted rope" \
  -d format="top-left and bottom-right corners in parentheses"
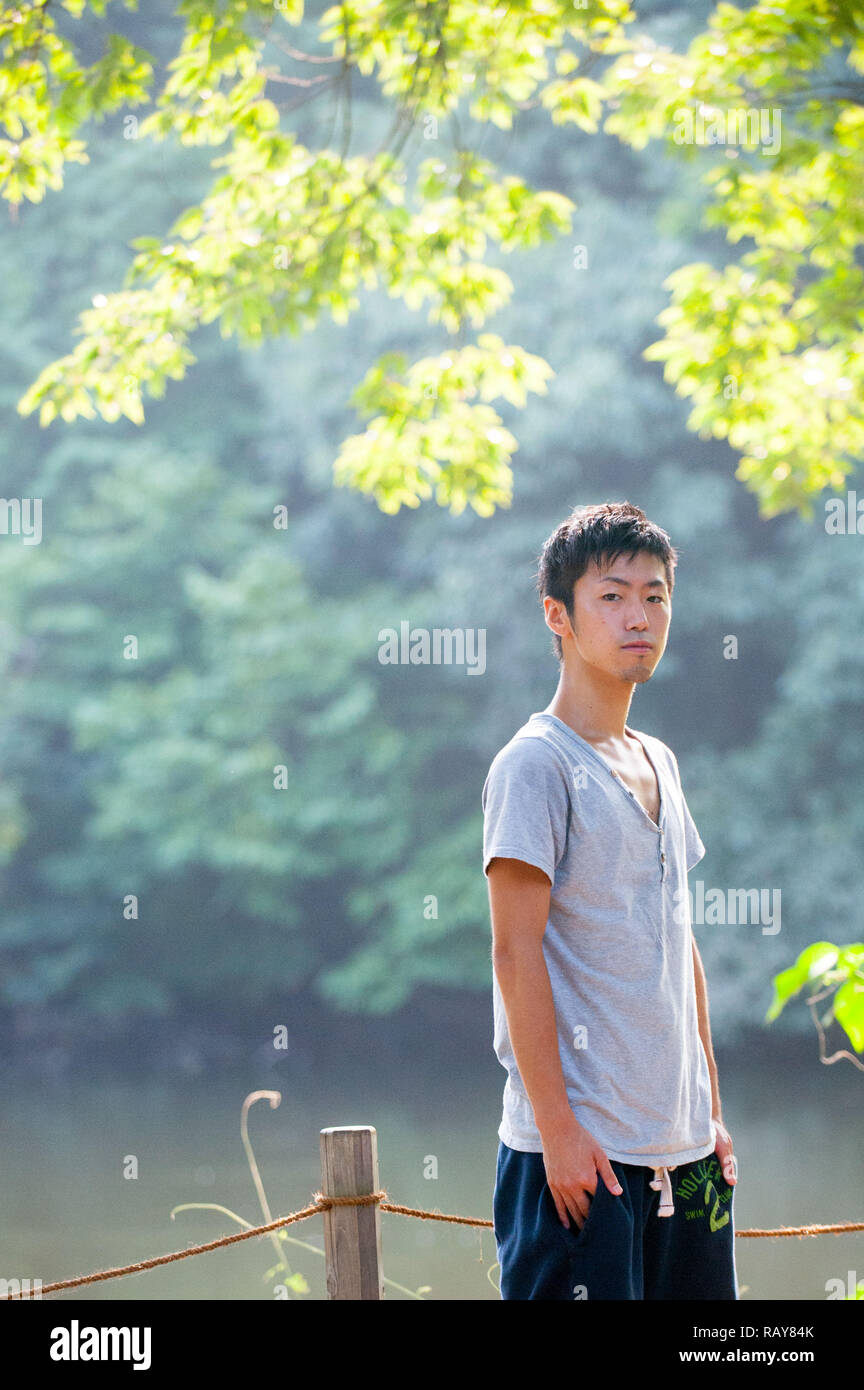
top-left (4, 1190), bottom-right (862, 1299)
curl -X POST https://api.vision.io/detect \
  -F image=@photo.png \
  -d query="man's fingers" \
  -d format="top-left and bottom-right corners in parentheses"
top-left (599, 1158), bottom-right (623, 1195)
top-left (550, 1191), bottom-right (569, 1228)
top-left (713, 1127), bottom-right (738, 1185)
top-left (564, 1191), bottom-right (590, 1230)
top-left (550, 1181), bottom-right (590, 1229)
top-left (552, 1187), bottom-right (590, 1231)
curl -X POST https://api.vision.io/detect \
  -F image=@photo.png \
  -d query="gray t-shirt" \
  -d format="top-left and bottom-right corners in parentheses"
top-left (482, 711), bottom-right (714, 1166)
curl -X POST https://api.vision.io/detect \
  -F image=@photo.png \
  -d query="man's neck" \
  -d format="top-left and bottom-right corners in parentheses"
top-left (544, 670), bottom-right (635, 746)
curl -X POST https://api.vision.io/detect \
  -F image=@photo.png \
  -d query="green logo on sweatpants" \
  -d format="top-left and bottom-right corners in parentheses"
top-left (674, 1155), bottom-right (732, 1232)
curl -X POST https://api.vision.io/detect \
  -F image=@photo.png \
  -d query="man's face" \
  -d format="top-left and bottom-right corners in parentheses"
top-left (558, 550), bottom-right (672, 682)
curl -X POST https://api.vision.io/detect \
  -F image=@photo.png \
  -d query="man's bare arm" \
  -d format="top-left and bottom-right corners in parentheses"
top-left (488, 856), bottom-right (570, 1129)
top-left (487, 856), bottom-right (622, 1227)
top-left (691, 931), bottom-right (737, 1184)
top-left (691, 931), bottom-right (722, 1118)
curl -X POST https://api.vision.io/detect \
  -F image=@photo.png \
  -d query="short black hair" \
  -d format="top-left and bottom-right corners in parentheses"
top-left (535, 501), bottom-right (678, 663)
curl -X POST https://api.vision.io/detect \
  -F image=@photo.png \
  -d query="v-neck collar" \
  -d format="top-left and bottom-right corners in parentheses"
top-left (529, 712), bottom-right (665, 832)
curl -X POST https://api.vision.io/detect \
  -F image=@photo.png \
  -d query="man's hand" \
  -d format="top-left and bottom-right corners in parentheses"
top-left (713, 1117), bottom-right (737, 1186)
top-left (540, 1111), bottom-right (623, 1230)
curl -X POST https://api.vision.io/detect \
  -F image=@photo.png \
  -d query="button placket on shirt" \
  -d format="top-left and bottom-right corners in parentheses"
top-left (536, 715), bottom-right (668, 884)
top-left (610, 767), bottom-right (667, 882)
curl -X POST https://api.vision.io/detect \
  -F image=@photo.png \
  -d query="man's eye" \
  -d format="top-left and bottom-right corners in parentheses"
top-left (602, 593), bottom-right (620, 600)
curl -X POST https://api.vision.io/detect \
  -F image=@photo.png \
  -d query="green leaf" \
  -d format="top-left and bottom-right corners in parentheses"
top-left (765, 941), bottom-right (839, 1021)
top-left (833, 978), bottom-right (864, 1052)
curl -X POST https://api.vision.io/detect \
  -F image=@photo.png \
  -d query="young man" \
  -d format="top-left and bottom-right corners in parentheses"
top-left (482, 501), bottom-right (738, 1301)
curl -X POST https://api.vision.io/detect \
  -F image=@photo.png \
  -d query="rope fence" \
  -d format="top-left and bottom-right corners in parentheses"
top-left (4, 1125), bottom-right (863, 1300)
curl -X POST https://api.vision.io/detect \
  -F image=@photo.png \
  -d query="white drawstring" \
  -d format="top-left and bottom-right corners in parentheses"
top-left (650, 1165), bottom-right (677, 1217)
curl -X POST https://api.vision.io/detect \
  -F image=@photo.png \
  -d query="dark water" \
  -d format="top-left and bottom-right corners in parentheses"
top-left (1, 1042), bottom-right (862, 1300)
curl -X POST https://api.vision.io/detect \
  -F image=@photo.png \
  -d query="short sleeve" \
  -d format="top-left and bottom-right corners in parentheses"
top-left (665, 746), bottom-right (706, 872)
top-left (481, 737), bottom-right (571, 884)
top-left (681, 792), bottom-right (706, 872)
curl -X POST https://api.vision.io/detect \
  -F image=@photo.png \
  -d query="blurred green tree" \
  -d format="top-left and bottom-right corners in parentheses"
top-left (3, 1), bottom-right (862, 1053)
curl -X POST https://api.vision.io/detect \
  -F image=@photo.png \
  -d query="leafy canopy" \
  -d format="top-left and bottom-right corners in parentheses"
top-left (8, 0), bottom-right (864, 518)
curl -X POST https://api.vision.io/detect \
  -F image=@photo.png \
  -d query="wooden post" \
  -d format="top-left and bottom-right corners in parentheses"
top-left (320, 1125), bottom-right (383, 1300)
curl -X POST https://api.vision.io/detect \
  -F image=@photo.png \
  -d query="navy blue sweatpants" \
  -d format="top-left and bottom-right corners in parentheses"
top-left (493, 1142), bottom-right (738, 1300)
